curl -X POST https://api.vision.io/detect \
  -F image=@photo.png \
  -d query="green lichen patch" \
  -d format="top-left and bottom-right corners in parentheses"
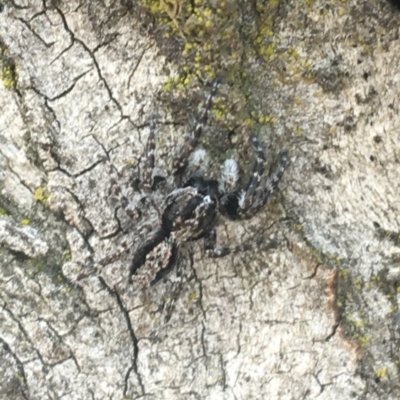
top-left (0, 206), bottom-right (8, 216)
top-left (374, 223), bottom-right (400, 248)
top-left (0, 39), bottom-right (18, 91)
top-left (33, 187), bottom-right (50, 204)
top-left (336, 269), bottom-right (373, 351)
top-left (139, 0), bottom-right (291, 135)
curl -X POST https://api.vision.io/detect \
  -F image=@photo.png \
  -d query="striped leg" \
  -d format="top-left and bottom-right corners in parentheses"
top-left (142, 113), bottom-right (157, 189)
top-left (237, 135), bottom-right (266, 216)
top-left (258, 150), bottom-right (289, 208)
top-left (219, 158), bottom-right (239, 194)
top-left (173, 78), bottom-right (222, 180)
top-left (239, 149), bottom-right (289, 217)
top-left (160, 245), bottom-right (192, 323)
top-left (224, 136), bottom-right (288, 219)
top-left (108, 164), bottom-right (141, 220)
top-left (204, 227), bottom-right (278, 257)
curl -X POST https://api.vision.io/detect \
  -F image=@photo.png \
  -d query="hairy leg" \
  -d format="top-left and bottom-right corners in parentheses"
top-left (237, 134), bottom-right (266, 216)
top-left (142, 113), bottom-right (157, 189)
top-left (160, 245), bottom-right (193, 323)
top-left (204, 227), bottom-right (278, 257)
top-left (241, 149), bottom-right (289, 217)
top-left (221, 137), bottom-right (288, 219)
top-left (219, 158), bottom-right (239, 194)
top-left (173, 78), bottom-right (222, 181)
top-left (108, 164), bottom-right (141, 220)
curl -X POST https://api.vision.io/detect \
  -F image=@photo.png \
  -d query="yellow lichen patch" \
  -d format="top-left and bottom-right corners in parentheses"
top-left (375, 368), bottom-right (388, 379)
top-left (32, 260), bottom-right (44, 271)
top-left (339, 268), bottom-right (348, 278)
top-left (292, 125), bottom-right (303, 135)
top-left (259, 43), bottom-right (276, 61)
top-left (63, 248), bottom-right (72, 262)
top-left (358, 335), bottom-right (369, 347)
top-left (139, 0), bottom-right (316, 134)
top-left (258, 115), bottom-right (277, 125)
top-left (34, 187), bottom-right (50, 204)
top-left (189, 291), bottom-right (198, 300)
top-left (0, 42), bottom-right (18, 90)
top-left (0, 64), bottom-right (18, 89)
top-left (294, 224), bottom-right (303, 231)
top-left (354, 320), bottom-right (363, 328)
top-left (304, 0), bottom-right (314, 7)
top-left (354, 277), bottom-right (362, 291)
top-left (21, 219), bottom-right (30, 226)
top-left (125, 159), bottom-right (137, 167)
top-left (244, 118), bottom-right (255, 128)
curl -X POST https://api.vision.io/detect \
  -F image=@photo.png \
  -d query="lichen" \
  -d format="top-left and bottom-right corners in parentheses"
top-left (0, 207), bottom-right (8, 216)
top-left (375, 367), bottom-right (388, 380)
top-left (139, 0), bottom-right (291, 130)
top-left (33, 187), bottom-right (50, 204)
top-left (0, 39), bottom-right (18, 91)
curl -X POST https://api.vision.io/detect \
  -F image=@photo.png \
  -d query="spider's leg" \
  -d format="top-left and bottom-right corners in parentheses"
top-left (108, 165), bottom-right (140, 220)
top-left (260, 150), bottom-right (289, 203)
top-left (204, 227), bottom-right (217, 250)
top-left (241, 149), bottom-right (289, 217)
top-left (223, 136), bottom-right (288, 219)
top-left (98, 240), bottom-right (130, 267)
top-left (206, 235), bottom-right (278, 258)
top-left (173, 78), bottom-right (222, 181)
top-left (219, 158), bottom-right (240, 213)
top-left (219, 158), bottom-right (239, 194)
top-left (108, 164), bottom-right (124, 202)
top-left (142, 113), bottom-right (157, 189)
top-left (161, 246), bottom-right (192, 323)
top-left (236, 134), bottom-right (266, 215)
top-left (184, 147), bottom-right (210, 180)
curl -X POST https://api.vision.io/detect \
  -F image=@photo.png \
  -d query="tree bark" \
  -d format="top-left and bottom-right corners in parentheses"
top-left (1, 1), bottom-right (400, 399)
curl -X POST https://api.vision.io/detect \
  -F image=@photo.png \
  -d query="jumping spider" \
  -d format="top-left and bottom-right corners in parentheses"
top-left (105, 79), bottom-right (288, 321)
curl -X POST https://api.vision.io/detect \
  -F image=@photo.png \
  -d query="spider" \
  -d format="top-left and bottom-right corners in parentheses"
top-left (105, 79), bottom-right (289, 321)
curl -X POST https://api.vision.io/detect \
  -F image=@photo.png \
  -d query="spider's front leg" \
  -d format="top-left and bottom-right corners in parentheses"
top-left (108, 164), bottom-right (141, 220)
top-left (173, 78), bottom-right (222, 182)
top-left (109, 119), bottom-right (157, 219)
top-left (142, 113), bottom-right (157, 190)
top-left (223, 135), bottom-right (289, 219)
top-left (160, 245), bottom-right (193, 323)
top-left (204, 227), bottom-right (278, 258)
top-left (108, 113), bottom-right (162, 221)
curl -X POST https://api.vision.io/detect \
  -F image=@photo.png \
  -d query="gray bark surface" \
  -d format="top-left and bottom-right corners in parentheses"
top-left (0, 1), bottom-right (399, 399)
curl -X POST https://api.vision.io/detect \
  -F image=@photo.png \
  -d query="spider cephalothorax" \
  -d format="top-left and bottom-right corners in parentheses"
top-left (106, 79), bottom-right (289, 321)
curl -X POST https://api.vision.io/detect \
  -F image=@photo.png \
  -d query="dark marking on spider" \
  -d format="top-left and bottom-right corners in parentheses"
top-left (106, 79), bottom-right (289, 322)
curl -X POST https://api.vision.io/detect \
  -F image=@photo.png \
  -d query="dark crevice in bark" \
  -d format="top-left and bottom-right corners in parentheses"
top-left (0, 336), bottom-right (30, 399)
top-left (97, 276), bottom-right (145, 397)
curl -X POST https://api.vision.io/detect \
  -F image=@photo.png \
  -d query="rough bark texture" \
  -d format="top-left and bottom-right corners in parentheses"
top-left (1, 1), bottom-right (400, 399)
